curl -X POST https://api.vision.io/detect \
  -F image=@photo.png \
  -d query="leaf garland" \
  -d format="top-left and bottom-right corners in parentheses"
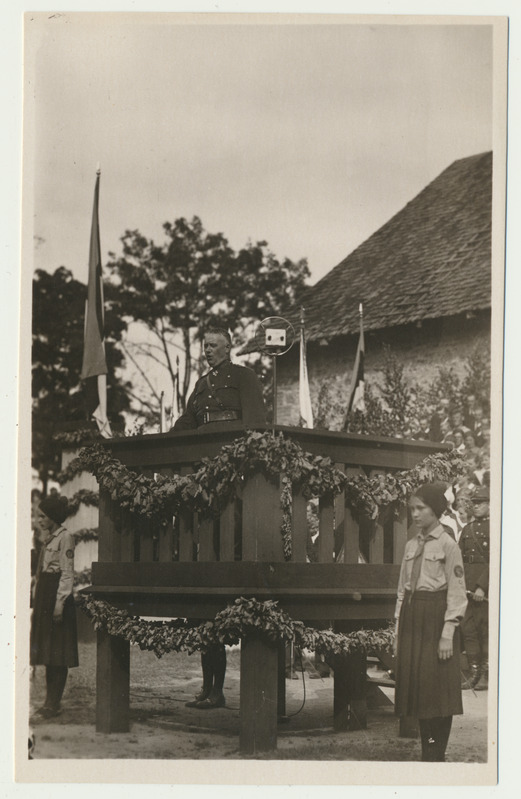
top-left (77, 431), bottom-right (465, 526)
top-left (66, 489), bottom-right (99, 516)
top-left (57, 458), bottom-right (88, 485)
top-left (80, 594), bottom-right (394, 660)
top-left (73, 527), bottom-right (99, 543)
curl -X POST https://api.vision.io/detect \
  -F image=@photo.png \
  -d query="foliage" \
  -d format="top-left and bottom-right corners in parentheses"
top-left (106, 217), bottom-right (309, 418)
top-left (32, 267), bottom-right (131, 492)
top-left (66, 489), bottom-right (99, 516)
top-left (73, 528), bottom-right (99, 543)
top-left (80, 595), bottom-right (395, 659)
top-left (379, 343), bottom-right (411, 429)
top-left (460, 345), bottom-right (491, 414)
top-left (77, 431), bottom-right (464, 544)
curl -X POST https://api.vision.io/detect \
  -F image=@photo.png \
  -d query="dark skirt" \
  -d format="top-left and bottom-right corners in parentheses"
top-left (395, 590), bottom-right (463, 719)
top-left (30, 572), bottom-right (79, 667)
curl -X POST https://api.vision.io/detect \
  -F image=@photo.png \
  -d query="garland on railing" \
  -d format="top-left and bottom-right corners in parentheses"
top-left (73, 527), bottom-right (99, 543)
top-left (80, 595), bottom-right (394, 659)
top-left (54, 428), bottom-right (104, 447)
top-left (66, 489), bottom-right (99, 516)
top-left (77, 431), bottom-right (465, 526)
top-left (57, 458), bottom-right (88, 485)
top-left (77, 431), bottom-right (349, 521)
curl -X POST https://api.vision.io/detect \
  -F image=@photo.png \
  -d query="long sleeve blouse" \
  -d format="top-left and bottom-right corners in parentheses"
top-left (37, 526), bottom-right (75, 610)
top-left (395, 524), bottom-right (468, 639)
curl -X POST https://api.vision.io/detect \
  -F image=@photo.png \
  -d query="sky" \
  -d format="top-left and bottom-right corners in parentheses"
top-left (28, 16), bottom-right (493, 286)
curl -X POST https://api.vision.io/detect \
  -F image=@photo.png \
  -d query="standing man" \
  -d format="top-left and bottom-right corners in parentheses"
top-left (459, 486), bottom-right (490, 691)
top-left (171, 326), bottom-right (266, 709)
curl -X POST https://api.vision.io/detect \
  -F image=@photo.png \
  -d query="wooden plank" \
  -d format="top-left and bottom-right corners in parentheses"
top-left (219, 500), bottom-right (236, 562)
top-left (158, 520), bottom-right (174, 562)
top-left (318, 495), bottom-right (335, 563)
top-left (343, 466), bottom-right (364, 564)
top-left (242, 473), bottom-right (284, 562)
top-left (104, 425), bottom-right (446, 474)
top-left (198, 514), bottom-right (216, 561)
top-left (98, 490), bottom-right (121, 562)
top-left (240, 633), bottom-right (278, 753)
top-left (369, 521), bottom-right (385, 564)
top-left (178, 466), bottom-right (194, 562)
top-left (139, 518), bottom-right (155, 562)
top-left (91, 560), bottom-right (402, 590)
top-left (84, 594), bottom-right (397, 621)
top-left (334, 462), bottom-right (345, 562)
top-left (119, 509), bottom-right (134, 562)
top-left (96, 628), bottom-right (130, 733)
top-left (393, 506), bottom-right (408, 565)
top-left (291, 491), bottom-right (308, 563)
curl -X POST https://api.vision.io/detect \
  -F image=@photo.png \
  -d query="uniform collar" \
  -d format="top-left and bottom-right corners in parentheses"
top-left (44, 525), bottom-right (65, 544)
top-left (210, 358), bottom-right (231, 375)
top-left (416, 523), bottom-right (444, 542)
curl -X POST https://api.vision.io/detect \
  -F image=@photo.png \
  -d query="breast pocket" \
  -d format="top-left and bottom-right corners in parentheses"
top-left (423, 550), bottom-right (446, 581)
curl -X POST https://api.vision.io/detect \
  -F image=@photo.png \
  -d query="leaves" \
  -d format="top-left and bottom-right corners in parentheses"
top-left (79, 595), bottom-right (395, 660)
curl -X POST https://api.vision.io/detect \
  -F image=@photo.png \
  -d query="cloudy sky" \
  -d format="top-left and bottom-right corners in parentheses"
top-left (27, 15), bottom-right (494, 286)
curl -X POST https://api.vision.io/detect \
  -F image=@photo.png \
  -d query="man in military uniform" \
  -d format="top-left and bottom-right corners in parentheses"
top-left (459, 486), bottom-right (490, 690)
top-left (171, 326), bottom-right (266, 708)
top-left (172, 327), bottom-right (266, 432)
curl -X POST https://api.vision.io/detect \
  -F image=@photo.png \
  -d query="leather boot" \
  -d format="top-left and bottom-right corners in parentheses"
top-left (461, 663), bottom-right (480, 690)
top-left (474, 662), bottom-right (488, 691)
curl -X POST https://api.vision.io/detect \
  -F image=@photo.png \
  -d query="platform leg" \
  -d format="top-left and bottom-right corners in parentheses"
top-left (333, 650), bottom-right (368, 731)
top-left (240, 633), bottom-right (278, 753)
top-left (96, 629), bottom-right (130, 733)
top-left (333, 657), bottom-right (350, 731)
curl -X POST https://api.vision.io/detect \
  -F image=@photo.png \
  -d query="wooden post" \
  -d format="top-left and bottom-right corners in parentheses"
top-left (291, 490), bottom-right (308, 562)
top-left (96, 628), bottom-right (130, 733)
top-left (96, 489), bottom-right (131, 732)
top-left (240, 633), bottom-right (279, 753)
top-left (318, 494), bottom-right (334, 563)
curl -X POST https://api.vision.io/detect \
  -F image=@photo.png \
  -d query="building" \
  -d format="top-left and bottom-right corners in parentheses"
top-left (276, 151), bottom-right (492, 426)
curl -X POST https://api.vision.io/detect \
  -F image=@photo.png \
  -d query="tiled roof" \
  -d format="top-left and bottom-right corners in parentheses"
top-left (297, 151), bottom-right (492, 341)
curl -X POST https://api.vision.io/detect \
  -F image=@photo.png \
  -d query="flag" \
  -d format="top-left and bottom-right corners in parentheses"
top-left (299, 307), bottom-right (313, 428)
top-left (159, 391), bottom-right (167, 433)
top-left (344, 303), bottom-right (365, 424)
top-left (80, 169), bottom-right (112, 438)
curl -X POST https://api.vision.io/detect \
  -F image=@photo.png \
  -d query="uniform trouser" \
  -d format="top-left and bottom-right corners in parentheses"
top-left (201, 644), bottom-right (226, 694)
top-left (462, 601), bottom-right (488, 664)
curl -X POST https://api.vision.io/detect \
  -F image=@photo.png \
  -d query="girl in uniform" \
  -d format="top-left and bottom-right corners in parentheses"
top-left (30, 495), bottom-right (78, 718)
top-left (394, 482), bottom-right (468, 761)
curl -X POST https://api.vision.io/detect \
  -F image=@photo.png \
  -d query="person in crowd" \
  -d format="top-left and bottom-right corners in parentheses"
top-left (394, 482), bottom-right (467, 761)
top-left (171, 326), bottom-right (266, 709)
top-left (459, 486), bottom-right (490, 691)
top-left (464, 431), bottom-right (480, 461)
top-left (473, 452), bottom-right (490, 487)
top-left (452, 429), bottom-right (466, 454)
top-left (449, 408), bottom-right (470, 439)
top-left (30, 495), bottom-right (78, 718)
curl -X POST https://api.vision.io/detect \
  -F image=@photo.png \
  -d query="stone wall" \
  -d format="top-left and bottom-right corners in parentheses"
top-left (276, 311), bottom-right (490, 427)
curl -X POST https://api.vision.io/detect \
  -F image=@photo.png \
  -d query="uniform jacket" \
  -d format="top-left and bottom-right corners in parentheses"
top-left (172, 359), bottom-right (266, 430)
top-left (459, 517), bottom-right (490, 595)
top-left (37, 526), bottom-right (75, 610)
top-left (395, 524), bottom-right (467, 639)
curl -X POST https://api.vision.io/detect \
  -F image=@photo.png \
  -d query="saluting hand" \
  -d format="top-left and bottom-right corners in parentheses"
top-left (437, 636), bottom-right (453, 660)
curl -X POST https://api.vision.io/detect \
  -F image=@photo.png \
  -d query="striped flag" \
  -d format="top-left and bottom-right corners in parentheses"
top-left (298, 307), bottom-right (313, 428)
top-left (80, 169), bottom-right (112, 438)
top-left (344, 303), bottom-right (365, 426)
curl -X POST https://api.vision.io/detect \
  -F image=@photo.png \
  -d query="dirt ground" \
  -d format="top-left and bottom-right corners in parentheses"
top-left (28, 641), bottom-right (488, 762)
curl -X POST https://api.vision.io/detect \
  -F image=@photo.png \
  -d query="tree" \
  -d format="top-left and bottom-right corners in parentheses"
top-left (106, 216), bottom-right (310, 416)
top-left (32, 267), bottom-right (131, 493)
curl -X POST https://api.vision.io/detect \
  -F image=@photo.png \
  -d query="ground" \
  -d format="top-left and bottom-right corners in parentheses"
top-left (29, 642), bottom-right (488, 761)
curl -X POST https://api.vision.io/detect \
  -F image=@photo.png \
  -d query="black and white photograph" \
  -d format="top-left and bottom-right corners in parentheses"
top-left (12, 5), bottom-right (510, 786)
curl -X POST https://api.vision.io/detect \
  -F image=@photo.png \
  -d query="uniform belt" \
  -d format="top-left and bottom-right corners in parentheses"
top-left (202, 410), bottom-right (240, 424)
